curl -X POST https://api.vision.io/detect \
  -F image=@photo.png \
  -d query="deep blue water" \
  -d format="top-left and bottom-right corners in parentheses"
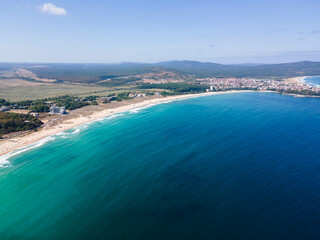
top-left (303, 76), bottom-right (320, 87)
top-left (1, 92), bottom-right (320, 240)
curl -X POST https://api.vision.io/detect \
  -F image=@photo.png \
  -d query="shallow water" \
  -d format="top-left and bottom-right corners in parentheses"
top-left (303, 76), bottom-right (320, 87)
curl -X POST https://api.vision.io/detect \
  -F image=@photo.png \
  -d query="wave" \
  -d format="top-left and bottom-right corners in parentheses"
top-left (128, 100), bottom-right (174, 114)
top-left (0, 99), bottom-right (183, 167)
top-left (0, 159), bottom-right (9, 168)
top-left (0, 136), bottom-right (56, 168)
top-left (102, 113), bottom-right (124, 120)
top-left (0, 113), bottom-right (128, 167)
top-left (302, 76), bottom-right (320, 88)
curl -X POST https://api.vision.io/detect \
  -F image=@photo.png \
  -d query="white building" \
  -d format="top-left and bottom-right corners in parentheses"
top-left (30, 112), bottom-right (39, 118)
top-left (50, 105), bottom-right (67, 114)
top-left (0, 106), bottom-right (10, 112)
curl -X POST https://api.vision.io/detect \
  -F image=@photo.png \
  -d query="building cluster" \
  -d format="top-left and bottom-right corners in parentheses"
top-left (0, 106), bottom-right (10, 112)
top-left (197, 77), bottom-right (320, 94)
top-left (128, 93), bottom-right (146, 98)
top-left (30, 112), bottom-right (39, 118)
top-left (99, 96), bottom-right (117, 102)
top-left (49, 105), bottom-right (67, 115)
top-left (6, 104), bottom-right (28, 110)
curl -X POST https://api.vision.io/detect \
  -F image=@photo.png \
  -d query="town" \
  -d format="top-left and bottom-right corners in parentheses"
top-left (197, 77), bottom-right (320, 94)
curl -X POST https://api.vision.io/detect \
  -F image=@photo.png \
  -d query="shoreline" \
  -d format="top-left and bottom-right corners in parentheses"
top-left (1, 89), bottom-right (315, 164)
top-left (286, 75), bottom-right (320, 86)
top-left (0, 90), bottom-right (261, 163)
top-left (284, 76), bottom-right (307, 84)
top-left (298, 75), bottom-right (320, 87)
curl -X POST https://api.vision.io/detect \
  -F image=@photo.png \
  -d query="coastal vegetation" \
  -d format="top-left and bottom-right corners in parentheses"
top-left (0, 112), bottom-right (43, 137)
top-left (53, 95), bottom-right (91, 110)
top-left (0, 95), bottom-right (95, 113)
top-left (29, 105), bottom-right (49, 113)
top-left (115, 92), bottom-right (132, 101)
top-left (140, 83), bottom-right (210, 94)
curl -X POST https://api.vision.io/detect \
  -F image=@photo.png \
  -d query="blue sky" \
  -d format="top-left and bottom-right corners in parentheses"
top-left (0, 0), bottom-right (319, 63)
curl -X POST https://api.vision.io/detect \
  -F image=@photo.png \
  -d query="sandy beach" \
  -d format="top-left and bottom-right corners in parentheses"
top-left (284, 76), bottom-right (307, 84)
top-left (0, 90), bottom-right (263, 161)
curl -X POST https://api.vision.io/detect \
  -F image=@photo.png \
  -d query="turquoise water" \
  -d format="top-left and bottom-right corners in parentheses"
top-left (303, 76), bottom-right (320, 87)
top-left (1, 92), bottom-right (320, 239)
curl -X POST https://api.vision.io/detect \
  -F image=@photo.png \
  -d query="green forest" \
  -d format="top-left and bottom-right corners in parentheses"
top-left (0, 112), bottom-right (43, 137)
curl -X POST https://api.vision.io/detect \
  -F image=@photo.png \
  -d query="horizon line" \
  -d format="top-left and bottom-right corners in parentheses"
top-left (0, 59), bottom-right (319, 66)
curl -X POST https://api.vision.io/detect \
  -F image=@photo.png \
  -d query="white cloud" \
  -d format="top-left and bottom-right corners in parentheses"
top-left (38, 3), bottom-right (67, 16)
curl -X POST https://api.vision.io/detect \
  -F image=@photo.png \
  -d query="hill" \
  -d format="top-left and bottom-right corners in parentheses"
top-left (1, 61), bottom-right (320, 84)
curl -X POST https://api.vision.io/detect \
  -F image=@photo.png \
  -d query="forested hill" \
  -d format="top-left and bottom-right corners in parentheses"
top-left (1, 61), bottom-right (320, 83)
top-left (151, 60), bottom-right (320, 77)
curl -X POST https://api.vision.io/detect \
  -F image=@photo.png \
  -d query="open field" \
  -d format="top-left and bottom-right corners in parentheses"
top-left (0, 83), bottom-right (132, 101)
top-left (0, 68), bottom-right (143, 101)
top-left (15, 69), bottom-right (57, 83)
top-left (0, 78), bottom-right (51, 87)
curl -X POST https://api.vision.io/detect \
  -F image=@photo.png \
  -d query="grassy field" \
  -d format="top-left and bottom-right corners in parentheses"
top-left (0, 68), bottom-right (176, 101)
top-left (0, 83), bottom-right (135, 101)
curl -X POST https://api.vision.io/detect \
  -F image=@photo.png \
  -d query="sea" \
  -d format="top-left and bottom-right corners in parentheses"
top-left (302, 76), bottom-right (320, 87)
top-left (1, 92), bottom-right (320, 240)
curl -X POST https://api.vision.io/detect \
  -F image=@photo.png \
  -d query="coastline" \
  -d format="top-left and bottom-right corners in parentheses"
top-left (284, 76), bottom-right (307, 84)
top-left (298, 75), bottom-right (320, 87)
top-left (285, 75), bottom-right (320, 85)
top-left (0, 90), bottom-right (261, 163)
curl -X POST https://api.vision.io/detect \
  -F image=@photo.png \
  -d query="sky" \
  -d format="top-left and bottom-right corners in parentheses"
top-left (0, 0), bottom-right (320, 64)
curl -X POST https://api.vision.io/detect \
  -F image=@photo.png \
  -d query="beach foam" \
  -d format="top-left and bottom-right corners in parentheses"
top-left (0, 159), bottom-right (9, 168)
top-left (0, 135), bottom-right (55, 168)
top-left (128, 100), bottom-right (174, 114)
top-left (0, 113), bottom-right (129, 167)
top-left (103, 113), bottom-right (125, 120)
top-left (302, 76), bottom-right (320, 87)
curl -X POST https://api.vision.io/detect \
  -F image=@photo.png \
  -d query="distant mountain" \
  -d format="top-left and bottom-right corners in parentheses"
top-left (232, 63), bottom-right (264, 67)
top-left (1, 60), bottom-right (320, 82)
top-left (151, 60), bottom-right (320, 77)
top-left (152, 60), bottom-right (228, 71)
top-left (235, 61), bottom-right (320, 77)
